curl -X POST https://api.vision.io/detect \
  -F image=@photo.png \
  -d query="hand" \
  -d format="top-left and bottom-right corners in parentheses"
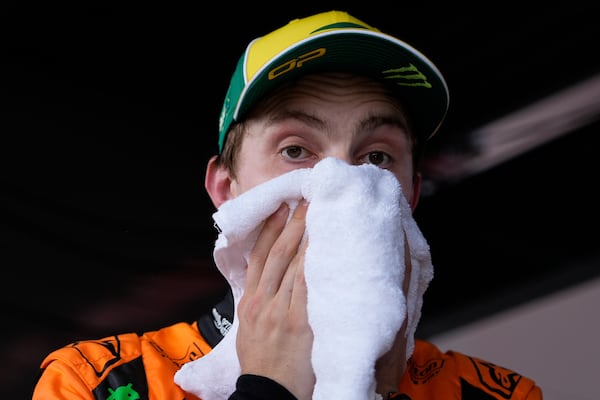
top-left (236, 200), bottom-right (315, 400)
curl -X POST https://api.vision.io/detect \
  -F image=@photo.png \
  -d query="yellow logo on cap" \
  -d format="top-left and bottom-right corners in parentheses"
top-left (268, 48), bottom-right (327, 81)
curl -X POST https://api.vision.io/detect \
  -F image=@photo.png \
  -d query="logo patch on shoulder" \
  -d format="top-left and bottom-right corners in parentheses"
top-left (469, 357), bottom-right (523, 398)
top-left (407, 356), bottom-right (445, 384)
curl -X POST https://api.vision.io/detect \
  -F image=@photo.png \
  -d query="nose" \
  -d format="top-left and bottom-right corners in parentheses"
top-left (323, 150), bottom-right (353, 165)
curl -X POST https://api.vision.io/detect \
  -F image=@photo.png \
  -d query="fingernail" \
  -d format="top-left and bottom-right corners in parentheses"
top-left (277, 203), bottom-right (289, 215)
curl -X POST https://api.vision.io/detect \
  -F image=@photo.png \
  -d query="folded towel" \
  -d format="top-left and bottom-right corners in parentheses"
top-left (174, 157), bottom-right (434, 400)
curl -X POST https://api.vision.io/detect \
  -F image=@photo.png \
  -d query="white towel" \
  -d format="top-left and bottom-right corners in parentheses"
top-left (174, 157), bottom-right (434, 400)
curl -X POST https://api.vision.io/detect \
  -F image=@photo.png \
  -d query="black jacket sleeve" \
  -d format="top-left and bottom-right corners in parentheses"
top-left (228, 374), bottom-right (297, 400)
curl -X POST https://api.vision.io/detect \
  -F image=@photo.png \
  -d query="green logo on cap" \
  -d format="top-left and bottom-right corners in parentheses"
top-left (383, 64), bottom-right (432, 88)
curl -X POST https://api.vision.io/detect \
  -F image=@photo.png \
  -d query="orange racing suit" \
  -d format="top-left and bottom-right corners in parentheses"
top-left (32, 290), bottom-right (543, 399)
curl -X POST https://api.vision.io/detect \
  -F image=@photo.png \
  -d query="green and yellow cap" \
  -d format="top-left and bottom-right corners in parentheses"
top-left (218, 10), bottom-right (449, 152)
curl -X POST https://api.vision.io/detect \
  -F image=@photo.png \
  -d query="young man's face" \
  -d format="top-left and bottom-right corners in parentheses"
top-left (227, 72), bottom-right (421, 210)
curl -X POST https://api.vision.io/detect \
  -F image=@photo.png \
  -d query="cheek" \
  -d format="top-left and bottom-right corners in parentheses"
top-left (232, 146), bottom-right (297, 195)
top-left (230, 164), bottom-right (275, 196)
top-left (402, 186), bottom-right (414, 204)
top-left (397, 177), bottom-right (417, 206)
top-left (231, 147), bottom-right (268, 195)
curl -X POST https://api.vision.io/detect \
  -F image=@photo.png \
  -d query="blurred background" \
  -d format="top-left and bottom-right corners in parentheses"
top-left (2, 3), bottom-right (599, 399)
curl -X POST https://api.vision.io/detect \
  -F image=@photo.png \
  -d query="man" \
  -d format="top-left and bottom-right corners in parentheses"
top-left (32, 10), bottom-right (543, 400)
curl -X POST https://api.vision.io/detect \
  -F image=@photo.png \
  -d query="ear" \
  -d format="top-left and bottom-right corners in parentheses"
top-left (409, 172), bottom-right (422, 212)
top-left (205, 155), bottom-right (234, 208)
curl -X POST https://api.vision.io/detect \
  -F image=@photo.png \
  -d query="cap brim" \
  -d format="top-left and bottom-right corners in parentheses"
top-left (237, 29), bottom-right (449, 142)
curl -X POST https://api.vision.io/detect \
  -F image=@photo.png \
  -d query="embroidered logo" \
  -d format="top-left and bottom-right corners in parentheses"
top-left (383, 64), bottom-right (432, 88)
top-left (106, 383), bottom-right (139, 400)
top-left (212, 307), bottom-right (232, 336)
top-left (470, 357), bottom-right (522, 398)
top-left (407, 356), bottom-right (445, 384)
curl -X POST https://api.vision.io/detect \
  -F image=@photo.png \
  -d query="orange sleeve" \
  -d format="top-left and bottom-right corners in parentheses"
top-left (445, 349), bottom-right (543, 400)
top-left (32, 358), bottom-right (95, 400)
top-left (524, 384), bottom-right (543, 400)
top-left (32, 324), bottom-right (209, 400)
top-left (401, 340), bottom-right (544, 399)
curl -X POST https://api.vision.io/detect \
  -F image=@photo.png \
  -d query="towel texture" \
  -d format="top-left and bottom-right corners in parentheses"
top-left (174, 157), bottom-right (434, 400)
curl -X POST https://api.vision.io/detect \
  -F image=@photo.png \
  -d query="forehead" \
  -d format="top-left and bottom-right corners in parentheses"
top-left (248, 72), bottom-right (413, 129)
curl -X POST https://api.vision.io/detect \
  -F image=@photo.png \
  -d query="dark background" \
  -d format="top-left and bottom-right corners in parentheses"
top-left (3, 3), bottom-right (599, 397)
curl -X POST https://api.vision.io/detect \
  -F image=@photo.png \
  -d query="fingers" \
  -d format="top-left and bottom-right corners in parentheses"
top-left (259, 200), bottom-right (308, 296)
top-left (246, 200), bottom-right (309, 299)
top-left (235, 201), bottom-right (314, 399)
top-left (278, 236), bottom-right (308, 309)
top-left (245, 203), bottom-right (290, 296)
top-left (289, 238), bottom-right (309, 315)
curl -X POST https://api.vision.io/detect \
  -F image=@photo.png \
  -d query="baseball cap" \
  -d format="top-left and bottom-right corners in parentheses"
top-left (218, 10), bottom-right (449, 153)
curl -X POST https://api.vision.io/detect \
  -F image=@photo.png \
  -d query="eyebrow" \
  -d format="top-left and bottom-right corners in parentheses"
top-left (359, 114), bottom-right (410, 135)
top-left (265, 109), bottom-right (409, 139)
top-left (266, 109), bottom-right (326, 129)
